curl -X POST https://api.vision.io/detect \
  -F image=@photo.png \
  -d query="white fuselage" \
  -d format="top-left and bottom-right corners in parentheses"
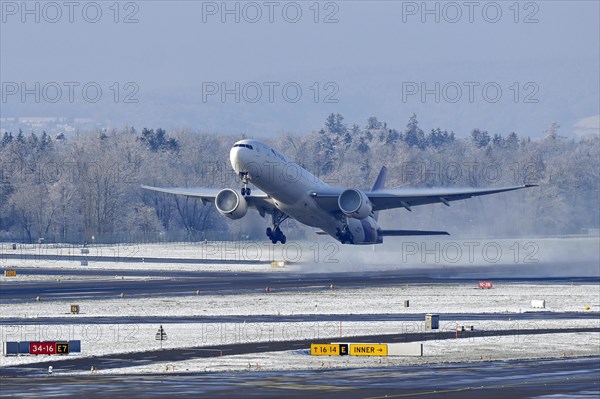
top-left (230, 139), bottom-right (381, 243)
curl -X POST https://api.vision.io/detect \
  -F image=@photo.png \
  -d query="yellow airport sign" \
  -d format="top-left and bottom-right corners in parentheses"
top-left (4, 270), bottom-right (17, 277)
top-left (56, 342), bottom-right (70, 354)
top-left (311, 344), bottom-right (344, 356)
top-left (350, 344), bottom-right (388, 356)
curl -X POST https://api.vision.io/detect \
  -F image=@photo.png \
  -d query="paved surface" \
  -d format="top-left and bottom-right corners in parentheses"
top-left (2, 327), bottom-right (598, 377)
top-left (0, 253), bottom-right (258, 265)
top-left (1, 357), bottom-right (598, 398)
top-left (2, 266), bottom-right (598, 303)
top-left (4, 266), bottom-right (599, 281)
top-left (2, 254), bottom-right (599, 397)
top-left (2, 311), bottom-right (598, 326)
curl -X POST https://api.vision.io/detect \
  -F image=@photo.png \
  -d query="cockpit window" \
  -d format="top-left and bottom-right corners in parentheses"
top-left (234, 144), bottom-right (253, 150)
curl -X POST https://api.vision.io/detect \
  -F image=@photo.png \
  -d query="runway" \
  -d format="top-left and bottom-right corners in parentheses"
top-left (1, 357), bottom-right (598, 398)
top-left (2, 251), bottom-right (599, 397)
top-left (0, 253), bottom-right (258, 265)
top-left (2, 267), bottom-right (598, 303)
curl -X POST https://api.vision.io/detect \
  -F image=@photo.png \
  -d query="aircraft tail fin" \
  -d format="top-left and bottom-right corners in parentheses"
top-left (371, 166), bottom-right (387, 221)
top-left (380, 230), bottom-right (450, 236)
top-left (371, 166), bottom-right (387, 191)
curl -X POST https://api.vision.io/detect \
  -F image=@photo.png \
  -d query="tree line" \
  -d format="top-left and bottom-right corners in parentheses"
top-left (0, 115), bottom-right (598, 243)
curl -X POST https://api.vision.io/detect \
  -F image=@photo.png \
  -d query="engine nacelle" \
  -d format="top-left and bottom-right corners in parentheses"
top-left (344, 217), bottom-right (382, 244)
top-left (338, 189), bottom-right (372, 219)
top-left (215, 189), bottom-right (248, 220)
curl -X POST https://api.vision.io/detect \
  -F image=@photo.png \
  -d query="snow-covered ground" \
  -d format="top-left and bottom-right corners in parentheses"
top-left (0, 274), bottom-right (167, 283)
top-left (1, 239), bottom-right (598, 373)
top-left (2, 236), bottom-right (598, 274)
top-left (1, 259), bottom-right (280, 274)
top-left (2, 284), bottom-right (598, 320)
top-left (31, 331), bottom-right (600, 375)
top-left (1, 320), bottom-right (598, 368)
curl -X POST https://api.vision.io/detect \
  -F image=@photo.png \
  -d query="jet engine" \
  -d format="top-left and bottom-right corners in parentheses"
top-left (338, 189), bottom-right (372, 219)
top-left (215, 189), bottom-right (248, 220)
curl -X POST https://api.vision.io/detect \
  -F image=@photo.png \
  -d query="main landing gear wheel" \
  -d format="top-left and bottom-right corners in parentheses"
top-left (336, 227), bottom-right (353, 244)
top-left (267, 210), bottom-right (289, 244)
top-left (241, 187), bottom-right (251, 196)
top-left (266, 227), bottom-right (286, 244)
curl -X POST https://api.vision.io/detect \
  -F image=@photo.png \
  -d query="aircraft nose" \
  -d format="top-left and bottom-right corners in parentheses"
top-left (230, 146), bottom-right (242, 173)
top-left (230, 145), bottom-right (252, 173)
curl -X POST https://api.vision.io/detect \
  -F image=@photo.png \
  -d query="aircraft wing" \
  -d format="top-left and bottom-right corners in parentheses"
top-left (311, 184), bottom-right (537, 212)
top-left (141, 185), bottom-right (276, 216)
top-left (141, 186), bottom-right (222, 199)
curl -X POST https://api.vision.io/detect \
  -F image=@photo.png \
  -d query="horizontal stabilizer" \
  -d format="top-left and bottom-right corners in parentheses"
top-left (380, 230), bottom-right (449, 236)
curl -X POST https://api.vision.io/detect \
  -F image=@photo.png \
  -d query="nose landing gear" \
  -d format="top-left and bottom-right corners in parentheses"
top-left (240, 172), bottom-right (251, 196)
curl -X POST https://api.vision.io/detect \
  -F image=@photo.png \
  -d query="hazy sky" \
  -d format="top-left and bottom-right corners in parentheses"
top-left (1, 1), bottom-right (599, 136)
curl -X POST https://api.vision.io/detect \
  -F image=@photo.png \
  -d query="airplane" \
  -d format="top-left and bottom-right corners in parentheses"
top-left (142, 139), bottom-right (536, 245)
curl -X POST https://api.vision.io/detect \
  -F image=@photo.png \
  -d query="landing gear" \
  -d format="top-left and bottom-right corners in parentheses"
top-left (267, 227), bottom-right (286, 244)
top-left (240, 172), bottom-right (251, 196)
top-left (267, 210), bottom-right (289, 244)
top-left (336, 224), bottom-right (354, 244)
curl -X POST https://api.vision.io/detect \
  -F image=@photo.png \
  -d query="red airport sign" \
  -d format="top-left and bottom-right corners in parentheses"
top-left (29, 342), bottom-right (55, 355)
top-left (29, 342), bottom-right (70, 355)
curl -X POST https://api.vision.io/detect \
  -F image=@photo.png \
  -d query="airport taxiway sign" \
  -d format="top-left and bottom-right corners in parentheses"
top-left (349, 344), bottom-right (388, 356)
top-left (56, 342), bottom-right (70, 354)
top-left (310, 344), bottom-right (348, 356)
